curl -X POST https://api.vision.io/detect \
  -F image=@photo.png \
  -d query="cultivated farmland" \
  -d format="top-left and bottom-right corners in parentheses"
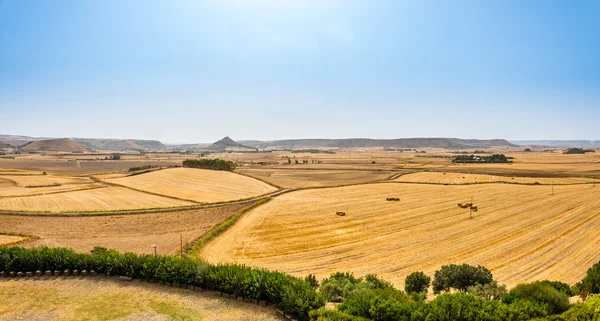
top-left (105, 168), bottom-right (278, 203)
top-left (0, 235), bottom-right (24, 246)
top-left (0, 187), bottom-right (193, 213)
top-left (236, 168), bottom-right (397, 188)
top-left (203, 182), bottom-right (600, 288)
top-left (395, 172), bottom-right (598, 185)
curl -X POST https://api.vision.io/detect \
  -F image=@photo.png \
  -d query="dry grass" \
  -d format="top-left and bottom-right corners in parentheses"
top-left (0, 277), bottom-right (278, 321)
top-left (395, 172), bottom-right (598, 185)
top-left (203, 183), bottom-right (600, 288)
top-left (106, 168), bottom-right (278, 203)
top-left (0, 235), bottom-right (24, 245)
top-left (0, 182), bottom-right (105, 198)
top-left (0, 202), bottom-right (250, 255)
top-left (236, 168), bottom-right (397, 188)
top-left (0, 187), bottom-right (193, 213)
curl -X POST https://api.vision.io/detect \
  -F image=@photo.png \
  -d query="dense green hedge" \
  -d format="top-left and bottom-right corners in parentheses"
top-left (0, 246), bottom-right (324, 320)
top-left (182, 158), bottom-right (235, 171)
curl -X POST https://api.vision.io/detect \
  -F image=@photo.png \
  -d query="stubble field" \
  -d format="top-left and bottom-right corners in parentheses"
top-left (203, 182), bottom-right (600, 288)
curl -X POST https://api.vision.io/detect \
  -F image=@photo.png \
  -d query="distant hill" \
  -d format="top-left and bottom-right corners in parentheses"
top-left (75, 139), bottom-right (166, 151)
top-left (512, 140), bottom-right (600, 148)
top-left (20, 138), bottom-right (89, 153)
top-left (206, 137), bottom-right (257, 151)
top-left (240, 138), bottom-right (516, 150)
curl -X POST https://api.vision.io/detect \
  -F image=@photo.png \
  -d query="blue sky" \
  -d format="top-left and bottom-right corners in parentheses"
top-left (0, 0), bottom-right (598, 143)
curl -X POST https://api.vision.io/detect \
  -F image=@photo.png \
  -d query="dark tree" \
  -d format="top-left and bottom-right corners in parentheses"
top-left (404, 271), bottom-right (431, 294)
top-left (432, 264), bottom-right (493, 293)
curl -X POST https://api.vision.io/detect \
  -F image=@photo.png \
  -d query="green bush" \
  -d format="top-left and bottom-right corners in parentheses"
top-left (404, 271), bottom-right (431, 295)
top-left (432, 264), bottom-right (494, 293)
top-left (309, 308), bottom-right (370, 321)
top-left (581, 261), bottom-right (600, 294)
top-left (0, 246), bottom-right (324, 320)
top-left (467, 281), bottom-right (507, 300)
top-left (503, 282), bottom-right (570, 315)
top-left (536, 280), bottom-right (575, 296)
top-left (418, 293), bottom-right (503, 321)
top-left (182, 158), bottom-right (235, 171)
top-left (320, 272), bottom-right (363, 302)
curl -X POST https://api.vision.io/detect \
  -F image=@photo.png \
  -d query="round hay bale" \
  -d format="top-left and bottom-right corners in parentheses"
top-left (80, 270), bottom-right (88, 276)
top-left (63, 269), bottom-right (71, 276)
top-left (90, 270), bottom-right (97, 276)
top-left (53, 270), bottom-right (61, 276)
top-left (72, 269), bottom-right (79, 276)
top-left (35, 271), bottom-right (42, 277)
top-left (45, 270), bottom-right (52, 277)
top-left (9, 271), bottom-right (16, 277)
top-left (25, 272), bottom-right (33, 277)
top-left (16, 272), bottom-right (24, 277)
top-left (0, 271), bottom-right (6, 278)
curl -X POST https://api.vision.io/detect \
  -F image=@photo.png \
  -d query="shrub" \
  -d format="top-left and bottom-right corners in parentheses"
top-left (420, 293), bottom-right (503, 321)
top-left (305, 274), bottom-right (319, 288)
top-left (467, 281), bottom-right (507, 300)
top-left (0, 246), bottom-right (324, 320)
top-left (432, 264), bottom-right (494, 293)
top-left (536, 280), bottom-right (575, 296)
top-left (404, 271), bottom-right (431, 295)
top-left (320, 272), bottom-right (363, 302)
top-left (503, 282), bottom-right (570, 315)
top-left (182, 158), bottom-right (235, 171)
top-left (581, 260), bottom-right (600, 294)
top-left (309, 308), bottom-right (370, 321)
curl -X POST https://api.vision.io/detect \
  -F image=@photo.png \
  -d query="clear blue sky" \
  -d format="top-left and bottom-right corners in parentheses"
top-left (1, 0), bottom-right (598, 143)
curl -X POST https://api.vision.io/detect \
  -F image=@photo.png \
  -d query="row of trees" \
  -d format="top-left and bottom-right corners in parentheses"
top-left (0, 246), bottom-right (324, 319)
top-left (182, 158), bottom-right (236, 171)
top-left (310, 263), bottom-right (600, 321)
top-left (452, 154), bottom-right (511, 163)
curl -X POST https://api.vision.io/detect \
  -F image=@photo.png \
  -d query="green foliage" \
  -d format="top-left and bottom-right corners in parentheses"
top-left (467, 281), bottom-right (508, 300)
top-left (0, 246), bottom-right (324, 320)
top-left (563, 148), bottom-right (595, 154)
top-left (452, 154), bottom-right (511, 163)
top-left (503, 282), bottom-right (570, 315)
top-left (320, 272), bottom-right (363, 302)
top-left (182, 158), bottom-right (235, 171)
top-left (309, 308), bottom-right (370, 321)
top-left (582, 260), bottom-right (600, 294)
top-left (536, 280), bottom-right (575, 296)
top-left (128, 165), bottom-right (159, 172)
top-left (404, 271), bottom-right (431, 295)
top-left (291, 149), bottom-right (336, 154)
top-left (305, 274), bottom-right (319, 288)
top-left (419, 293), bottom-right (505, 321)
top-left (432, 264), bottom-right (494, 293)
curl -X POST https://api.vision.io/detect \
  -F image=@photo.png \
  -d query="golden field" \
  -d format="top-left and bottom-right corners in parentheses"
top-left (0, 278), bottom-right (278, 321)
top-left (395, 172), bottom-right (598, 185)
top-left (203, 182), bottom-right (600, 288)
top-left (0, 187), bottom-right (193, 213)
top-left (105, 168), bottom-right (278, 203)
top-left (236, 168), bottom-right (397, 188)
top-left (0, 174), bottom-right (92, 187)
top-left (0, 181), bottom-right (104, 197)
top-left (0, 235), bottom-right (24, 246)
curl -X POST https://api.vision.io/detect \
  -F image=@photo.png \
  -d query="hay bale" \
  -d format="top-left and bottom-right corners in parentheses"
top-left (16, 272), bottom-right (24, 277)
top-left (0, 271), bottom-right (6, 278)
top-left (63, 269), bottom-right (71, 276)
top-left (80, 270), bottom-right (88, 276)
top-left (119, 276), bottom-right (133, 282)
top-left (53, 270), bottom-right (61, 276)
top-left (9, 271), bottom-right (16, 277)
top-left (386, 197), bottom-right (400, 201)
top-left (90, 270), bottom-right (97, 276)
top-left (45, 270), bottom-right (52, 277)
top-left (336, 211), bottom-right (346, 216)
top-left (25, 272), bottom-right (33, 277)
top-left (35, 270), bottom-right (42, 277)
top-left (72, 270), bottom-right (79, 276)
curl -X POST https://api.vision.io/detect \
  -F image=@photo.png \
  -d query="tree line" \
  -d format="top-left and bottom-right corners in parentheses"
top-left (182, 158), bottom-right (236, 171)
top-left (452, 154), bottom-right (512, 163)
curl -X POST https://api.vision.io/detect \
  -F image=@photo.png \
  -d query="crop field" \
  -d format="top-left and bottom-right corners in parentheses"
top-left (0, 187), bottom-right (193, 213)
top-left (0, 278), bottom-right (278, 321)
top-left (0, 235), bottom-right (24, 246)
top-left (0, 175), bottom-right (92, 187)
top-left (395, 172), bottom-right (599, 185)
top-left (0, 202), bottom-right (249, 254)
top-left (0, 181), bottom-right (105, 198)
top-left (106, 168), bottom-right (278, 203)
top-left (203, 182), bottom-right (600, 288)
top-left (236, 168), bottom-right (397, 188)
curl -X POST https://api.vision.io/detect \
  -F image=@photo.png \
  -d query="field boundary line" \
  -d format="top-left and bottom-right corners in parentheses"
top-left (183, 198), bottom-right (273, 259)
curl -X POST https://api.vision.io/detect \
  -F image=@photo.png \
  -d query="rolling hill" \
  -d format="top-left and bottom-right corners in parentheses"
top-left (20, 138), bottom-right (89, 153)
top-left (75, 138), bottom-right (166, 151)
top-left (239, 138), bottom-right (516, 150)
top-left (206, 136), bottom-right (257, 151)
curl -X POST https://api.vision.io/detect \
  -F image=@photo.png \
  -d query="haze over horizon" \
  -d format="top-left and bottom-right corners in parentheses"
top-left (1, 1), bottom-right (598, 143)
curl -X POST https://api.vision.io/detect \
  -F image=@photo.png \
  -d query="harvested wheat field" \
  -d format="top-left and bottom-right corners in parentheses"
top-left (0, 181), bottom-right (104, 198)
top-left (236, 168), bottom-right (397, 188)
top-left (0, 278), bottom-right (278, 321)
top-left (204, 183), bottom-right (600, 288)
top-left (0, 235), bottom-right (24, 246)
top-left (0, 187), bottom-right (193, 213)
top-left (0, 175), bottom-right (92, 187)
top-left (0, 202), bottom-right (250, 255)
top-left (106, 168), bottom-right (278, 203)
top-left (395, 172), bottom-right (598, 185)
